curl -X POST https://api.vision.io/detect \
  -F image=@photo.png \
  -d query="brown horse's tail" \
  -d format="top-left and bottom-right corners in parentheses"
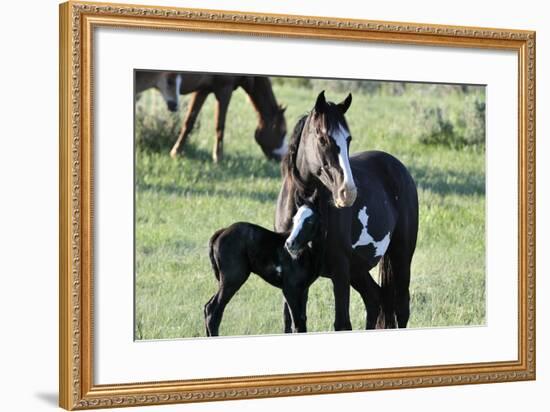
top-left (376, 255), bottom-right (397, 329)
top-left (208, 229), bottom-right (225, 282)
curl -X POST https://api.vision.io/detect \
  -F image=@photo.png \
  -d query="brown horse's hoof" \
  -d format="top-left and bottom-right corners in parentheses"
top-left (170, 147), bottom-right (182, 159)
top-left (212, 147), bottom-right (223, 163)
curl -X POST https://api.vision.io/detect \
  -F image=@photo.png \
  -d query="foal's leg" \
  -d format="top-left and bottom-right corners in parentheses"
top-left (212, 86), bottom-right (233, 163)
top-left (204, 268), bottom-right (250, 336)
top-left (283, 301), bottom-right (292, 333)
top-left (283, 282), bottom-right (310, 333)
top-left (282, 286), bottom-right (308, 333)
top-left (350, 270), bottom-right (381, 330)
top-left (170, 91), bottom-right (208, 158)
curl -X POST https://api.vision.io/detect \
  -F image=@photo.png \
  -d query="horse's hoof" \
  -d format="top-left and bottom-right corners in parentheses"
top-left (170, 148), bottom-right (181, 159)
top-left (212, 151), bottom-right (223, 163)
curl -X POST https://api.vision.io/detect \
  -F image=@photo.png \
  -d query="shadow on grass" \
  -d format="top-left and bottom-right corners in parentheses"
top-left (137, 145), bottom-right (283, 204)
top-left (408, 164), bottom-right (485, 197)
top-left (138, 146), bottom-right (485, 203)
top-left (137, 148), bottom-right (280, 204)
top-left (138, 181), bottom-right (279, 204)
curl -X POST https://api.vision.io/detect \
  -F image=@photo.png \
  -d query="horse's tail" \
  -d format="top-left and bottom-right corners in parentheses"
top-left (376, 255), bottom-right (397, 329)
top-left (208, 228), bottom-right (225, 282)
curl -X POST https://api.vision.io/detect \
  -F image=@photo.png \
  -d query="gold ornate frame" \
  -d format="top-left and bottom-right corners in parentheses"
top-left (59, 1), bottom-right (536, 409)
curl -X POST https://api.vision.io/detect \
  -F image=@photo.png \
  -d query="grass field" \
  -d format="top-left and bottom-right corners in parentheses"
top-left (135, 80), bottom-right (486, 340)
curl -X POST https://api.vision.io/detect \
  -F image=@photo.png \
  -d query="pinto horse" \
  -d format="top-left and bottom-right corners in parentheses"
top-left (135, 70), bottom-right (182, 112)
top-left (169, 74), bottom-right (288, 162)
top-left (275, 91), bottom-right (418, 330)
top-left (205, 204), bottom-right (321, 336)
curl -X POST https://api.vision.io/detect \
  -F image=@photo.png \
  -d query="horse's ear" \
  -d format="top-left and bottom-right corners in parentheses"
top-left (314, 90), bottom-right (327, 113)
top-left (279, 104), bottom-right (287, 114)
top-left (337, 93), bottom-right (352, 114)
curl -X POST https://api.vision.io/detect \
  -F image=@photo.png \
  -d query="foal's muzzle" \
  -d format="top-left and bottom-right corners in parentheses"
top-left (285, 239), bottom-right (301, 258)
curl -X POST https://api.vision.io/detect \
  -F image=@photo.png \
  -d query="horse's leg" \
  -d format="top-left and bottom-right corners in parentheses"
top-left (282, 286), bottom-right (308, 333)
top-left (377, 243), bottom-right (413, 329)
top-left (330, 258), bottom-right (352, 331)
top-left (204, 268), bottom-right (250, 336)
top-left (350, 269), bottom-right (381, 330)
top-left (283, 302), bottom-right (292, 333)
top-left (391, 254), bottom-right (411, 328)
top-left (170, 91), bottom-right (208, 158)
top-left (203, 293), bottom-right (218, 336)
top-left (212, 86), bottom-right (233, 162)
top-left (283, 288), bottom-right (309, 333)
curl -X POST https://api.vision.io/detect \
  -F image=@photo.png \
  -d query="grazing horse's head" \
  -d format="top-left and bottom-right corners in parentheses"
top-left (155, 72), bottom-right (182, 112)
top-left (299, 91), bottom-right (357, 208)
top-left (255, 106), bottom-right (288, 161)
top-left (284, 205), bottom-right (319, 258)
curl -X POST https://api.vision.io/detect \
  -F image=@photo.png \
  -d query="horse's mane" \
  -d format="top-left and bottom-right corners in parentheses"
top-left (281, 114), bottom-right (313, 204)
top-left (281, 114), bottom-right (330, 278)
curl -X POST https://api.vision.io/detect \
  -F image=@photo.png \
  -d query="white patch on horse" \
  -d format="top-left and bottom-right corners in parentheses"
top-left (272, 137), bottom-right (288, 157)
top-left (275, 265), bottom-right (282, 274)
top-left (286, 205), bottom-right (313, 245)
top-left (332, 123), bottom-right (356, 191)
top-left (352, 206), bottom-right (391, 257)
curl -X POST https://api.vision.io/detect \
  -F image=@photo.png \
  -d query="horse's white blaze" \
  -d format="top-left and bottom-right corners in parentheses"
top-left (332, 123), bottom-right (356, 192)
top-left (286, 205), bottom-right (314, 245)
top-left (352, 206), bottom-right (391, 257)
top-left (272, 137), bottom-right (288, 157)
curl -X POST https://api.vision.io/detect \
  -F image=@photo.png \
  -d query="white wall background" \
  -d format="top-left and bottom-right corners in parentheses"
top-left (0, 0), bottom-right (547, 411)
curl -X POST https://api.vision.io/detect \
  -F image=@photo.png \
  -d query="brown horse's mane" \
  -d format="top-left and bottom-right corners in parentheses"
top-left (239, 76), bottom-right (282, 120)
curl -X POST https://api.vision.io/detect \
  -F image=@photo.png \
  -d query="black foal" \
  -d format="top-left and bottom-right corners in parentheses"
top-left (204, 205), bottom-right (319, 336)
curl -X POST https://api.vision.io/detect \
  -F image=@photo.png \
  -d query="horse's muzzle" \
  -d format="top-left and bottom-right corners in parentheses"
top-left (335, 186), bottom-right (357, 208)
top-left (285, 239), bottom-right (301, 259)
top-left (166, 100), bottom-right (179, 112)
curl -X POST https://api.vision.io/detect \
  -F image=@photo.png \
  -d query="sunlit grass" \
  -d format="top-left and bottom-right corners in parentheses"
top-left (135, 82), bottom-right (485, 339)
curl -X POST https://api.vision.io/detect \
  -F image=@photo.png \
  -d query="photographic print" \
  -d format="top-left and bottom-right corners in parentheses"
top-left (60, 3), bottom-right (535, 408)
top-left (134, 72), bottom-right (486, 339)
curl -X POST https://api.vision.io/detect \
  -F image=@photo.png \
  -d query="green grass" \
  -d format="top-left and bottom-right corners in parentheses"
top-left (135, 81), bottom-right (485, 339)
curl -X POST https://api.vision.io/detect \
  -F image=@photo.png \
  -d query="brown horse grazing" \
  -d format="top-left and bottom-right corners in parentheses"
top-left (169, 74), bottom-right (288, 162)
top-left (135, 70), bottom-right (182, 112)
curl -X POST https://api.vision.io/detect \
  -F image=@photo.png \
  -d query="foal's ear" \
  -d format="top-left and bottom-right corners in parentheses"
top-left (314, 90), bottom-right (327, 113)
top-left (337, 93), bottom-right (352, 114)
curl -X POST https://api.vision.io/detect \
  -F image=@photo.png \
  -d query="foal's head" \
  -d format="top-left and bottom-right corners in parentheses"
top-left (284, 205), bottom-right (319, 258)
top-left (300, 91), bottom-right (357, 208)
top-left (155, 72), bottom-right (182, 112)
